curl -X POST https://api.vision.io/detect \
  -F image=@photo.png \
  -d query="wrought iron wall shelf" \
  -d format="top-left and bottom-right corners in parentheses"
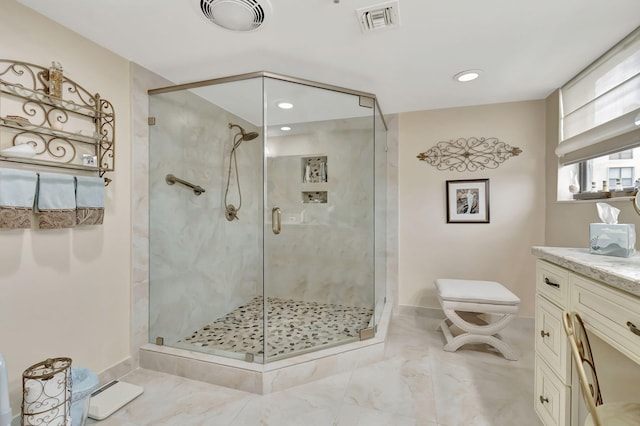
top-left (0, 60), bottom-right (115, 177)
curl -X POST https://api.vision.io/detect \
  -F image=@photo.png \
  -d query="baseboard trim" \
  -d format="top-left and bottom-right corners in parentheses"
top-left (398, 305), bottom-right (445, 319)
top-left (397, 305), bottom-right (534, 323)
top-left (96, 356), bottom-right (136, 387)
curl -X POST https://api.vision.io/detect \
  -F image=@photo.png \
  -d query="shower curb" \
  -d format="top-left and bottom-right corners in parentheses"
top-left (139, 301), bottom-right (392, 394)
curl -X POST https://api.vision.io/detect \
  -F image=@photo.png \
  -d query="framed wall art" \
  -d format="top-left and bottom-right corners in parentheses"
top-left (446, 179), bottom-right (490, 223)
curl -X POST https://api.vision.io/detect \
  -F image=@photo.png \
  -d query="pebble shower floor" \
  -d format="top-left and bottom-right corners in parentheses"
top-left (179, 296), bottom-right (374, 358)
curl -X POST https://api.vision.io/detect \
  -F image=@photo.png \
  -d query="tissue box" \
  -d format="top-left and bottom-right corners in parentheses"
top-left (589, 223), bottom-right (636, 258)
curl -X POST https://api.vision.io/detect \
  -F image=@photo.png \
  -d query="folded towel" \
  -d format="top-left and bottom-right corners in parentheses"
top-left (36, 172), bottom-right (76, 229)
top-left (0, 168), bottom-right (37, 229)
top-left (0, 168), bottom-right (38, 207)
top-left (75, 176), bottom-right (105, 225)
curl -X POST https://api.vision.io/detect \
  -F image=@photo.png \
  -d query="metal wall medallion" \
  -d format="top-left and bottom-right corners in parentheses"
top-left (417, 137), bottom-right (522, 172)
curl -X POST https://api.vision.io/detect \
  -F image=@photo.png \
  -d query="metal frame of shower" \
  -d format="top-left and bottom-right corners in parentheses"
top-left (148, 71), bottom-right (387, 362)
top-left (147, 71), bottom-right (388, 131)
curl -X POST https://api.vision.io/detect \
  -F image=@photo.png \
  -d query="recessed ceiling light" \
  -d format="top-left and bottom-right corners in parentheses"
top-left (454, 70), bottom-right (481, 82)
top-left (281, 126), bottom-right (291, 131)
top-left (277, 101), bottom-right (293, 109)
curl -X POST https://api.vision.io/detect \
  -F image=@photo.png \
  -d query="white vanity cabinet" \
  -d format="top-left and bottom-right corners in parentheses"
top-left (534, 259), bottom-right (573, 426)
top-left (533, 247), bottom-right (640, 426)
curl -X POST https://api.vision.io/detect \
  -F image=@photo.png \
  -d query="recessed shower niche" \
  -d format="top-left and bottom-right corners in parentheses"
top-left (302, 191), bottom-right (328, 203)
top-left (301, 156), bottom-right (327, 183)
top-left (301, 155), bottom-right (328, 203)
top-left (144, 72), bottom-right (388, 393)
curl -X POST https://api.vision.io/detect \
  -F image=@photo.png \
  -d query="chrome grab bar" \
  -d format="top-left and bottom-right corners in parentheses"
top-left (165, 174), bottom-right (205, 196)
top-left (272, 207), bottom-right (281, 234)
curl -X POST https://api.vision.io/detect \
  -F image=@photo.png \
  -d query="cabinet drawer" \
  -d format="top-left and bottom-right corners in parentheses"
top-left (535, 355), bottom-right (571, 426)
top-left (536, 295), bottom-right (571, 382)
top-left (536, 260), bottom-right (570, 308)
top-left (571, 274), bottom-right (640, 366)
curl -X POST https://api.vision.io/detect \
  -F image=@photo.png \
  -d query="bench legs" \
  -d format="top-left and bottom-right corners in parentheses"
top-left (437, 309), bottom-right (518, 361)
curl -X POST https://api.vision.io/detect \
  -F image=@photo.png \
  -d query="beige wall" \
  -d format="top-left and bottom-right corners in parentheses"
top-left (398, 101), bottom-right (547, 317)
top-left (0, 0), bottom-right (132, 413)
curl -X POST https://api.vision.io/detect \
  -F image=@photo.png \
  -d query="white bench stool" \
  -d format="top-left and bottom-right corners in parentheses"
top-left (435, 278), bottom-right (520, 361)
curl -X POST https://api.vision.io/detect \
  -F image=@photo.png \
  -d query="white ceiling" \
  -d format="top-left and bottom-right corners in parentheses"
top-left (15, 0), bottom-right (640, 115)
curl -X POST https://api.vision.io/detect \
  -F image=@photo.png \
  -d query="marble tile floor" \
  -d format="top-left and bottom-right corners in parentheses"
top-left (87, 313), bottom-right (541, 426)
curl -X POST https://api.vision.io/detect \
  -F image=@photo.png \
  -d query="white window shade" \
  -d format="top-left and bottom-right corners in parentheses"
top-left (556, 26), bottom-right (640, 165)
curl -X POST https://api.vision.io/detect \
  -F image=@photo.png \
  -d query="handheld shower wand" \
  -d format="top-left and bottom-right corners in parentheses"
top-left (224, 123), bottom-right (259, 221)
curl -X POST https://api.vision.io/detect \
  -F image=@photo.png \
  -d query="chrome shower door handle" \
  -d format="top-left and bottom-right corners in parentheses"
top-left (272, 207), bottom-right (281, 235)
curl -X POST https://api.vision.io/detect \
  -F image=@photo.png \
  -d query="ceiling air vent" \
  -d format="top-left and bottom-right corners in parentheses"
top-left (356, 1), bottom-right (400, 33)
top-left (199, 0), bottom-right (269, 32)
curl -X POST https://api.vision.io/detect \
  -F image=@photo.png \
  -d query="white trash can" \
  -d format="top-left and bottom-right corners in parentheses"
top-left (70, 367), bottom-right (99, 426)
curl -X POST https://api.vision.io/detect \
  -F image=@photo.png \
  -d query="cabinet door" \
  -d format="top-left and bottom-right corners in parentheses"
top-left (536, 295), bottom-right (572, 381)
top-left (535, 355), bottom-right (571, 426)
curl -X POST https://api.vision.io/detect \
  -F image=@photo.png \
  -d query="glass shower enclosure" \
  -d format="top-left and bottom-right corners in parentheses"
top-left (148, 72), bottom-right (387, 364)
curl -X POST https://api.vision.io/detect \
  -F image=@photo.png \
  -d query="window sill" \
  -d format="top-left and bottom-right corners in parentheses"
top-left (556, 196), bottom-right (635, 204)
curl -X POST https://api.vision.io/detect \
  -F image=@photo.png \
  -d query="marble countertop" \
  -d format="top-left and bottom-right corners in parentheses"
top-left (532, 246), bottom-right (640, 297)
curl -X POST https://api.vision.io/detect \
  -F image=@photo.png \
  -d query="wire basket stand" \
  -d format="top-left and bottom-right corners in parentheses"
top-left (21, 357), bottom-right (72, 426)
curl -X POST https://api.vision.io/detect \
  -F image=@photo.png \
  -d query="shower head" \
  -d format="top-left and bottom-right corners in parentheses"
top-left (242, 131), bottom-right (259, 141)
top-left (229, 123), bottom-right (259, 142)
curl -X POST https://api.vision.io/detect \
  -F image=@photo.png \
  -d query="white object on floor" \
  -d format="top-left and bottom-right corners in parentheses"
top-left (435, 278), bottom-right (520, 361)
top-left (87, 381), bottom-right (143, 420)
top-left (0, 353), bottom-right (10, 426)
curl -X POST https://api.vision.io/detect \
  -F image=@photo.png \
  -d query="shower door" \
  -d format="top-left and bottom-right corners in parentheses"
top-left (148, 77), bottom-right (265, 361)
top-left (262, 77), bottom-right (377, 362)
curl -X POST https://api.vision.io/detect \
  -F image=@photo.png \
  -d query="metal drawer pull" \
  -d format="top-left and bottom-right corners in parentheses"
top-left (627, 321), bottom-right (640, 337)
top-left (539, 395), bottom-right (549, 404)
top-left (540, 330), bottom-right (550, 338)
top-left (544, 277), bottom-right (560, 288)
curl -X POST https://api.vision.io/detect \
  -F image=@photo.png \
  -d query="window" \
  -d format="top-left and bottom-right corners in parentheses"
top-left (578, 147), bottom-right (640, 192)
top-left (608, 167), bottom-right (635, 187)
top-left (556, 26), bottom-right (640, 166)
top-left (556, 26), bottom-right (640, 199)
top-left (609, 149), bottom-right (634, 160)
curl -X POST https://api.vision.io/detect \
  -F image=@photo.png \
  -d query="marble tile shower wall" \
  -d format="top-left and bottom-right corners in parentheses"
top-left (266, 128), bottom-right (375, 308)
top-left (149, 90), bottom-right (263, 345)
